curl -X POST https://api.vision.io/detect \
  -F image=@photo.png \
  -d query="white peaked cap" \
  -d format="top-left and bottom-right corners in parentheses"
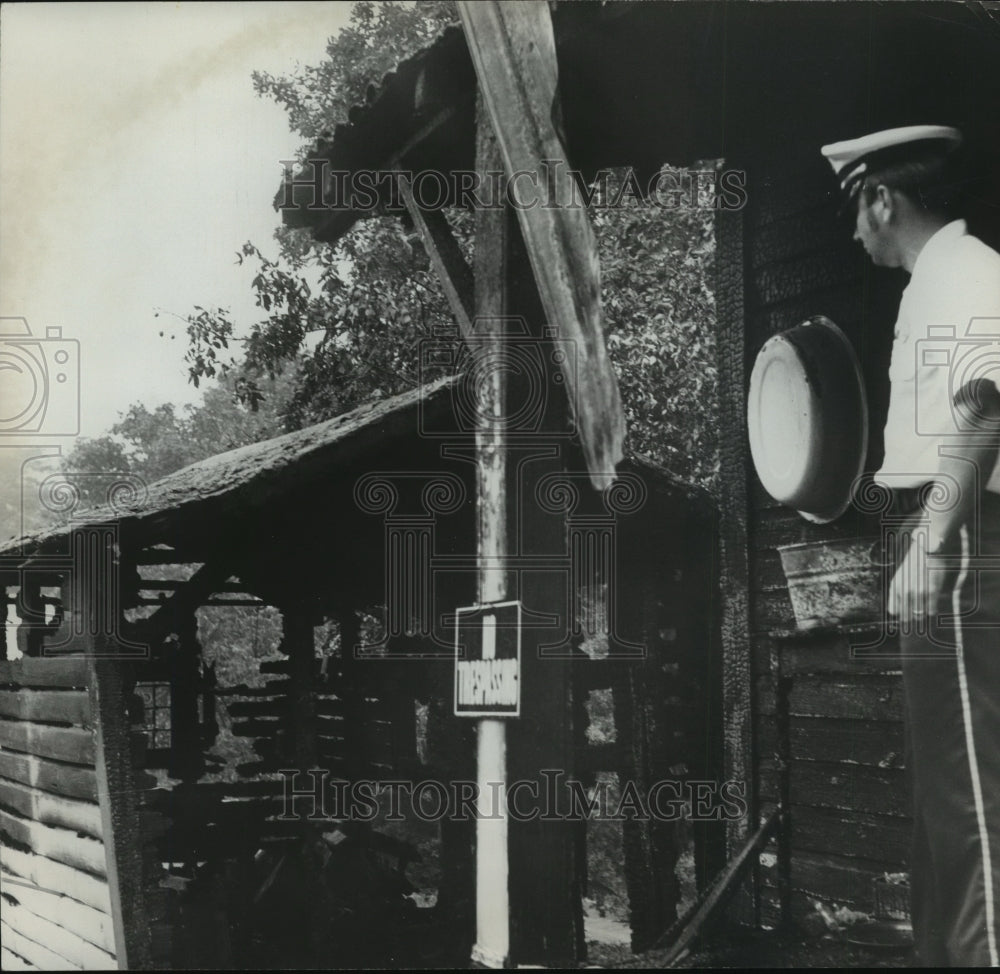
top-left (821, 124), bottom-right (963, 197)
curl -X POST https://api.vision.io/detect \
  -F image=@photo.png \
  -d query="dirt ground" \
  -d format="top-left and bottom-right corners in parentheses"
top-left (586, 928), bottom-right (910, 969)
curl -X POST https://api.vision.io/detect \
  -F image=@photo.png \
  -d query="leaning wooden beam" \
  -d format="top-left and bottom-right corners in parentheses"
top-left (396, 173), bottom-right (475, 337)
top-left (457, 0), bottom-right (625, 489)
top-left (652, 807), bottom-right (782, 966)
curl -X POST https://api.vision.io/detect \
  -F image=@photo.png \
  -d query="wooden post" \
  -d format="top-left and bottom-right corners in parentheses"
top-left (284, 607), bottom-right (319, 770)
top-left (168, 614), bottom-right (203, 782)
top-left (89, 639), bottom-right (153, 969)
top-left (1, 585), bottom-right (8, 661)
top-left (16, 574), bottom-right (44, 658)
top-left (471, 93), bottom-right (512, 971)
top-left (714, 206), bottom-right (755, 920)
top-left (466, 70), bottom-right (583, 970)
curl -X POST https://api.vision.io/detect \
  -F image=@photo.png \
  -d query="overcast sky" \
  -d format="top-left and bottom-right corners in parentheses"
top-left (1, 1), bottom-right (354, 444)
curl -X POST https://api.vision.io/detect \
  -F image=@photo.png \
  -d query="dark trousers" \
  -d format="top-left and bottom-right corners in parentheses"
top-left (900, 492), bottom-right (1000, 967)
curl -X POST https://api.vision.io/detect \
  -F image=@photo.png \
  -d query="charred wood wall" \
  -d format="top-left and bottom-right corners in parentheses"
top-left (735, 149), bottom-right (909, 923)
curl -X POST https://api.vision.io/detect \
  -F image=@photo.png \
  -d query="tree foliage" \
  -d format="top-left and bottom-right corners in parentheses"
top-left (69, 0), bottom-right (718, 503)
top-left (62, 372), bottom-right (293, 508)
top-left (178, 0), bottom-right (719, 490)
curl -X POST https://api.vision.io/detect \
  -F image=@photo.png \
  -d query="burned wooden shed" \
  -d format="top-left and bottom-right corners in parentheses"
top-left (0, 376), bottom-right (720, 968)
top-left (277, 0), bottom-right (1000, 945)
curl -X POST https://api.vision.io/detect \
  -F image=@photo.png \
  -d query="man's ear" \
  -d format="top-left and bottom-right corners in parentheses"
top-left (875, 184), bottom-right (894, 223)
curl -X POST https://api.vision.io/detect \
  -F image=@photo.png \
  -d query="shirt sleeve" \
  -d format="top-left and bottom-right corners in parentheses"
top-left (914, 251), bottom-right (1000, 438)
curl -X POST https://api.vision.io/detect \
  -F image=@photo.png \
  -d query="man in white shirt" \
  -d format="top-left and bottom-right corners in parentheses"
top-left (822, 125), bottom-right (1000, 966)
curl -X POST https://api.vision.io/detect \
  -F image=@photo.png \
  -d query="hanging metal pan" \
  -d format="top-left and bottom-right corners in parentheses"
top-left (747, 316), bottom-right (868, 524)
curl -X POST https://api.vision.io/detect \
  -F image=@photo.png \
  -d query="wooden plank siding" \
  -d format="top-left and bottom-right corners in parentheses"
top-left (0, 654), bottom-right (149, 969)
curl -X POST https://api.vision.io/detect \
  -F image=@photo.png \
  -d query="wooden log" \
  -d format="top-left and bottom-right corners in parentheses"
top-left (0, 919), bottom-right (78, 971)
top-left (0, 780), bottom-right (102, 839)
top-left (231, 717), bottom-right (285, 738)
top-left (0, 944), bottom-right (35, 970)
top-left (789, 805), bottom-right (909, 865)
top-left (314, 714), bottom-right (344, 735)
top-left (787, 675), bottom-right (904, 721)
top-left (0, 659), bottom-right (89, 690)
top-left (0, 690), bottom-right (90, 728)
top-left (763, 850), bottom-right (895, 909)
top-left (314, 698), bottom-right (345, 717)
top-left (2, 880), bottom-right (115, 953)
top-left (215, 681), bottom-right (290, 697)
top-left (226, 699), bottom-right (288, 718)
top-left (778, 643), bottom-right (904, 676)
top-left (0, 809), bottom-right (106, 877)
top-left (1, 900), bottom-right (115, 969)
top-left (788, 762), bottom-right (909, 818)
top-left (787, 717), bottom-right (904, 769)
top-left (0, 751), bottom-right (98, 802)
top-left (0, 846), bottom-right (113, 914)
top-left (0, 720), bottom-right (96, 766)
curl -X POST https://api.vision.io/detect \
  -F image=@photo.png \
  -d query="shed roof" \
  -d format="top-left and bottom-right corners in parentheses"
top-left (1, 376), bottom-right (710, 571)
top-left (0, 377), bottom-right (459, 565)
top-left (278, 1), bottom-right (1000, 244)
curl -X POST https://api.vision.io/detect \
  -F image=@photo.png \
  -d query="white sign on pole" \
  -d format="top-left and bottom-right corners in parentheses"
top-left (454, 600), bottom-right (522, 717)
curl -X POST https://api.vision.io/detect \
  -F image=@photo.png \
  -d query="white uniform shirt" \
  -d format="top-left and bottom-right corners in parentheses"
top-left (875, 219), bottom-right (1000, 494)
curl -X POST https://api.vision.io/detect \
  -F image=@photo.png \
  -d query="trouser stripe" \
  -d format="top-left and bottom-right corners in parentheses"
top-left (953, 524), bottom-right (999, 966)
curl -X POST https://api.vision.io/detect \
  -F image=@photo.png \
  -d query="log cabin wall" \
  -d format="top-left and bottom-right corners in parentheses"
top-left (739, 153), bottom-right (909, 925)
top-left (0, 654), bottom-right (153, 970)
